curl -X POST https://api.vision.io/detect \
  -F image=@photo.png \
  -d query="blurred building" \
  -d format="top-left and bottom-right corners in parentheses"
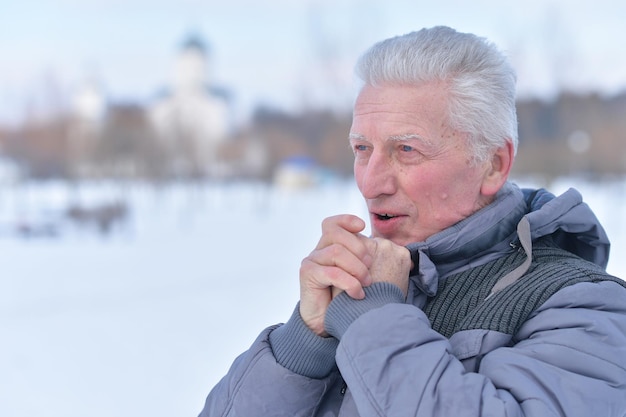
top-left (72, 76), bottom-right (107, 124)
top-left (67, 75), bottom-right (108, 177)
top-left (149, 34), bottom-right (232, 178)
top-left (273, 155), bottom-right (321, 189)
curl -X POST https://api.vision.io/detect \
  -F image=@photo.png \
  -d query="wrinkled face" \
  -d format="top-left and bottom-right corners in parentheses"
top-left (350, 83), bottom-right (494, 246)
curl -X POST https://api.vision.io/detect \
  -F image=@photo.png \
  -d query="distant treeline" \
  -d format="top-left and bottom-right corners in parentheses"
top-left (514, 92), bottom-right (626, 179)
top-left (249, 91), bottom-right (626, 182)
top-left (0, 91), bottom-right (624, 182)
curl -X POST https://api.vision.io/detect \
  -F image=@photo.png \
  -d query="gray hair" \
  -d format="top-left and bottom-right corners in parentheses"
top-left (355, 26), bottom-right (518, 163)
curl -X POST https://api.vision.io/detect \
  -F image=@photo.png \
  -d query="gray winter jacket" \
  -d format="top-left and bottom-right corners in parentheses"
top-left (199, 182), bottom-right (626, 416)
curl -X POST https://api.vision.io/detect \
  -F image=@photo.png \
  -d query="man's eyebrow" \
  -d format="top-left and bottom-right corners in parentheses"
top-left (349, 133), bottom-right (435, 148)
top-left (389, 133), bottom-right (432, 145)
top-left (348, 133), bottom-right (366, 141)
top-left (349, 133), bottom-right (427, 140)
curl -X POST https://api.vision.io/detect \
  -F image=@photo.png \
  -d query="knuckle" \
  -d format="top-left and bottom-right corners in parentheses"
top-left (300, 257), bottom-right (313, 271)
top-left (321, 216), bottom-right (333, 230)
top-left (323, 266), bottom-right (346, 285)
top-left (326, 243), bottom-right (343, 260)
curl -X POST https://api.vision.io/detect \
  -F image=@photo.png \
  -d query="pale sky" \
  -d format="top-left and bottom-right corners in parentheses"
top-left (1, 0), bottom-right (625, 126)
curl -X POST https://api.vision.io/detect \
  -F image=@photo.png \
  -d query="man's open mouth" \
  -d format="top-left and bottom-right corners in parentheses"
top-left (376, 213), bottom-right (397, 221)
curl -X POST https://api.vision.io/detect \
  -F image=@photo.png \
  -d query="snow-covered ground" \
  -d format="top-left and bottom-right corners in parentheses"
top-left (1, 177), bottom-right (624, 417)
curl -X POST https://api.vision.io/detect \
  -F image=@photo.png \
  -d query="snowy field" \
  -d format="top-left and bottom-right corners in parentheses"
top-left (1, 177), bottom-right (625, 417)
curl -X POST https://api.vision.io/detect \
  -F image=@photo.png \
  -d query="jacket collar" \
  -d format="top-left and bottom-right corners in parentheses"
top-left (406, 182), bottom-right (526, 296)
top-left (405, 182), bottom-right (610, 298)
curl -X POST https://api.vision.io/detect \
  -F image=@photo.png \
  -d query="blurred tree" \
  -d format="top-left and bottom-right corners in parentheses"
top-left (96, 104), bottom-right (169, 180)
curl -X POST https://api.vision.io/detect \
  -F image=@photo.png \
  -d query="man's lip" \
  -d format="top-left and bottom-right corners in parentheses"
top-left (370, 212), bottom-right (406, 236)
top-left (371, 211), bottom-right (404, 219)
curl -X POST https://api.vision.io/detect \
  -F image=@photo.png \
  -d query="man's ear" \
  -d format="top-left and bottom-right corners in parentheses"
top-left (481, 140), bottom-right (514, 196)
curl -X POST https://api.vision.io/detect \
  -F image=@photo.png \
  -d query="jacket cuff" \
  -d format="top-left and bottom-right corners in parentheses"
top-left (325, 282), bottom-right (404, 340)
top-left (269, 303), bottom-right (339, 379)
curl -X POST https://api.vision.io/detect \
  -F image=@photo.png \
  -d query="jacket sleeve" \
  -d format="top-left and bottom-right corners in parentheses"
top-left (327, 280), bottom-right (626, 417)
top-left (198, 305), bottom-right (340, 417)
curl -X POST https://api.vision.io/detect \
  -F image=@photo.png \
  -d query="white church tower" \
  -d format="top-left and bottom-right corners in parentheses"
top-left (172, 36), bottom-right (210, 94)
top-left (150, 33), bottom-right (230, 177)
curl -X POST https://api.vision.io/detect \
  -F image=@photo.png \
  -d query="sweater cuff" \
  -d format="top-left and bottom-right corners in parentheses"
top-left (325, 282), bottom-right (404, 340)
top-left (268, 303), bottom-right (339, 379)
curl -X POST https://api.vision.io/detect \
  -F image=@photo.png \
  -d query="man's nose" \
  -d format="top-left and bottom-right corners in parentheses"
top-left (360, 152), bottom-right (396, 199)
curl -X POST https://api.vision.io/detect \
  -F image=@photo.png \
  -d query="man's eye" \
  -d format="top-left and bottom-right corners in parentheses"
top-left (354, 144), bottom-right (368, 152)
top-left (400, 145), bottom-right (414, 152)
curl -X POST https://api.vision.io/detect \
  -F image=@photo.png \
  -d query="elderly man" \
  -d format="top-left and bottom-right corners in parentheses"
top-left (199, 26), bottom-right (626, 416)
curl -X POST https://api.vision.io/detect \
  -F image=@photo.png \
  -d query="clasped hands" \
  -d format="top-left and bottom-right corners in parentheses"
top-left (299, 214), bottom-right (412, 336)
